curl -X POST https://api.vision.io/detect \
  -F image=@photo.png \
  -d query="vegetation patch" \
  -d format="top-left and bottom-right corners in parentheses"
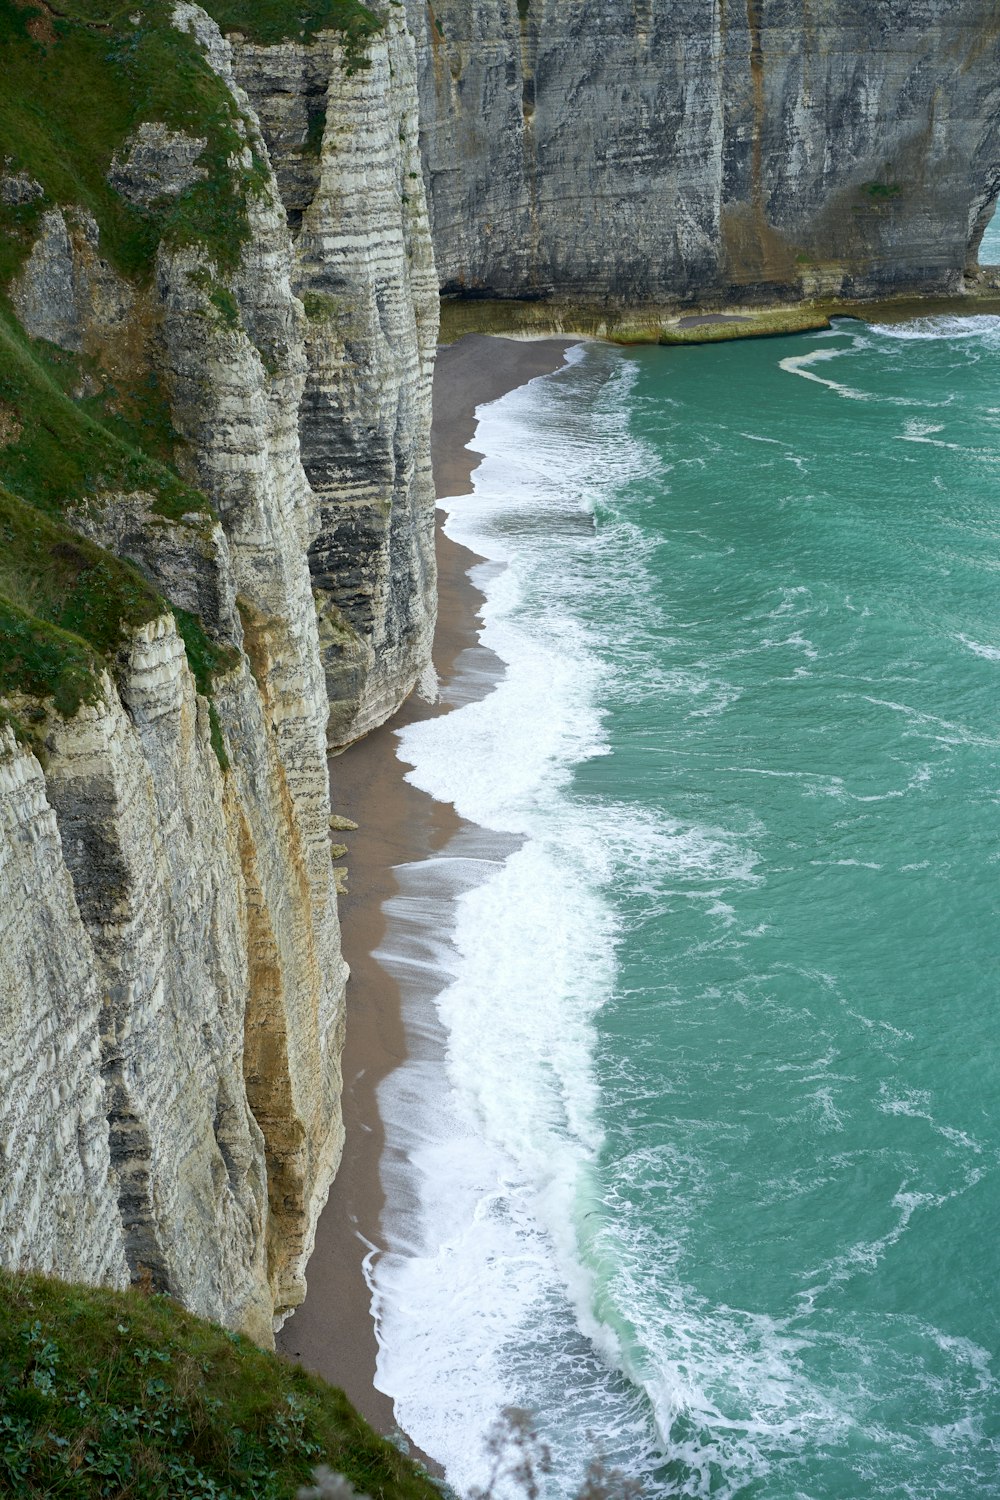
top-left (0, 699), bottom-right (36, 751)
top-left (861, 180), bottom-right (902, 201)
top-left (0, 1268), bottom-right (441, 1500)
top-left (301, 290), bottom-right (343, 324)
top-left (0, 0), bottom-right (275, 284)
top-left (0, 481), bottom-right (189, 732)
top-left (205, 0), bottom-right (382, 55)
top-left (0, 478), bottom-right (230, 763)
top-left (0, 309), bottom-right (209, 523)
top-left (0, 599), bottom-right (105, 719)
top-left (0, 307), bottom-right (228, 735)
top-left (173, 606), bottom-right (239, 767)
top-left (0, 480), bottom-right (161, 652)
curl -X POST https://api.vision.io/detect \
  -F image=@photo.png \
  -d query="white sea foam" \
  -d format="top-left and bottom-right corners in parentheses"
top-left (369, 346), bottom-right (675, 1496)
top-left (956, 632), bottom-right (1000, 661)
top-left (364, 335), bottom-right (998, 1500)
top-left (368, 347), bottom-right (808, 1498)
top-left (778, 343), bottom-right (876, 401)
top-left (779, 335), bottom-right (960, 407)
top-left (868, 314), bottom-right (1000, 344)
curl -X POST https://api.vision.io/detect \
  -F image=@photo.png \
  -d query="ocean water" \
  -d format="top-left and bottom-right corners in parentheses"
top-left (370, 317), bottom-right (1000, 1499)
top-left (980, 211), bottom-right (1000, 264)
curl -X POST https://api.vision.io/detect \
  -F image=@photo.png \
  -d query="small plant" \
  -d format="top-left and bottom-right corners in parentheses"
top-left (172, 608), bottom-right (240, 770)
top-left (466, 1408), bottom-right (643, 1500)
top-left (208, 284), bottom-right (241, 330)
top-left (861, 180), bottom-right (902, 200)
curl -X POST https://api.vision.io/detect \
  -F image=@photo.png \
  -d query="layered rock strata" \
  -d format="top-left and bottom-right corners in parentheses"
top-left (232, 15), bottom-right (439, 745)
top-left (0, 2), bottom-right (436, 1338)
top-left (405, 0), bottom-right (1000, 305)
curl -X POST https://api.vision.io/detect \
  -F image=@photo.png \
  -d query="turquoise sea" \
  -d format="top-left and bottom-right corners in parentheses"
top-left (371, 311), bottom-right (1000, 1498)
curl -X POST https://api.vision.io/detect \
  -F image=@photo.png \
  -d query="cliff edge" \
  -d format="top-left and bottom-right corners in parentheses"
top-left (0, 0), bottom-right (435, 1341)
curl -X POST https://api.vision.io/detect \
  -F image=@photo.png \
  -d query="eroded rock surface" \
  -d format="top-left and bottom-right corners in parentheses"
top-left (108, 123), bottom-right (209, 206)
top-left (406, 0), bottom-right (1000, 304)
top-left (0, 2), bottom-right (435, 1338)
top-left (233, 13), bottom-right (439, 745)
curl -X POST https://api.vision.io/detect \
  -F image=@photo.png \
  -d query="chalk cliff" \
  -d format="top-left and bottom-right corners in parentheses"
top-left (4, 0), bottom-right (1000, 1355)
top-left (405, 0), bottom-right (1000, 305)
top-left (231, 19), bottom-right (438, 745)
top-left (0, 0), bottom-right (434, 1339)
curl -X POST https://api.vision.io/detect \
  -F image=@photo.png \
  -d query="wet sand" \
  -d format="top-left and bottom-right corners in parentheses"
top-left (276, 335), bottom-right (576, 1443)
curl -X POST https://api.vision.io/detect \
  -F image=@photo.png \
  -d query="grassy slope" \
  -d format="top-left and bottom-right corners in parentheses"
top-left (0, 307), bottom-right (232, 743)
top-left (0, 2), bottom-right (266, 286)
top-left (0, 1270), bottom-right (439, 1500)
top-left (0, 0), bottom-right (247, 725)
top-left (0, 482), bottom-right (162, 717)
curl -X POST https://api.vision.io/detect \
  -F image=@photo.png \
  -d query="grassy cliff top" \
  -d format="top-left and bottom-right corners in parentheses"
top-left (206, 0), bottom-right (383, 47)
top-left (0, 0), bottom-right (386, 729)
top-left (0, 0), bottom-right (268, 283)
top-left (0, 0), bottom-right (384, 285)
top-left (0, 1269), bottom-right (440, 1500)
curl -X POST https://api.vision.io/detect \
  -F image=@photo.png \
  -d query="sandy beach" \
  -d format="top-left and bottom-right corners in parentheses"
top-left (276, 334), bottom-right (576, 1443)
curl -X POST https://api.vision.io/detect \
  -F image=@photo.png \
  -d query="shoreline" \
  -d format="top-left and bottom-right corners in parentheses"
top-left (276, 334), bottom-right (577, 1449)
top-left (436, 286), bottom-right (1000, 347)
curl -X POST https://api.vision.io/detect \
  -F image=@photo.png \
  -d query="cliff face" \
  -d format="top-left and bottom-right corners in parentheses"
top-left (0, 0), bottom-right (435, 1338)
top-left (0, 727), bottom-right (128, 1293)
top-left (6, 0), bottom-right (1000, 1353)
top-left (405, 0), bottom-right (1000, 305)
top-left (232, 20), bottom-right (439, 746)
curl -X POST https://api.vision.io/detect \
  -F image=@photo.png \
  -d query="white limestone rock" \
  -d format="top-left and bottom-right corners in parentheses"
top-left (231, 11), bottom-right (439, 746)
top-left (0, 728), bottom-right (129, 1291)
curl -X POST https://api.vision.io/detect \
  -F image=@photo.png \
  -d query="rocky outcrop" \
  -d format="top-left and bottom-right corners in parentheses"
top-left (10, 207), bottom-right (134, 360)
top-left (406, 0), bottom-right (1000, 306)
top-left (109, 123), bottom-right (210, 207)
top-left (232, 12), bottom-right (439, 745)
top-left (1, 610), bottom-right (344, 1342)
top-left (40, 634), bottom-right (276, 1342)
top-left (0, 0), bottom-right (436, 1339)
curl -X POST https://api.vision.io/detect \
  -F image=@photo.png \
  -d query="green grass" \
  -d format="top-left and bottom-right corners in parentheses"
top-left (0, 309), bottom-right (209, 523)
top-left (0, 601), bottom-right (106, 719)
top-left (205, 0), bottom-right (382, 50)
top-left (0, 484), bottom-right (160, 647)
top-left (861, 180), bottom-right (902, 201)
top-left (0, 1), bottom-right (272, 284)
top-left (173, 607), bottom-right (239, 767)
top-left (0, 482), bottom-right (163, 718)
top-left (0, 310), bottom-right (237, 756)
top-left (0, 1269), bottom-right (441, 1500)
top-left (0, 485), bottom-right (235, 761)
